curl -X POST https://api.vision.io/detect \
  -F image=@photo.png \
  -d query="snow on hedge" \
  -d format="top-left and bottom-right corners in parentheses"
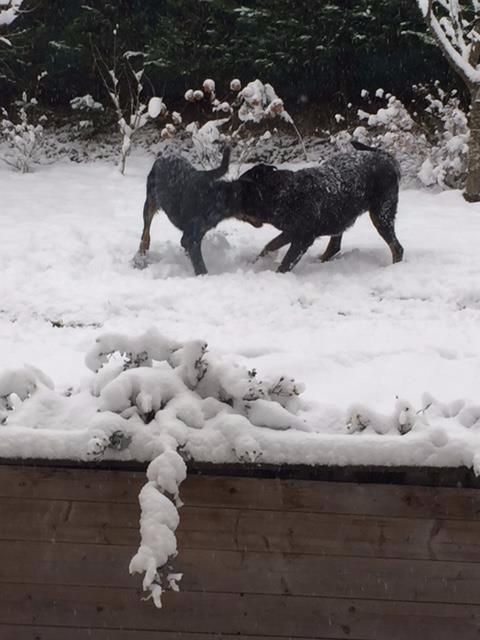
top-left (3, 327), bottom-right (480, 604)
top-left (3, 325), bottom-right (480, 468)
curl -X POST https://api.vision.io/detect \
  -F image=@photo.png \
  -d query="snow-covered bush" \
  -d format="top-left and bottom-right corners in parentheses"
top-left (334, 85), bottom-right (469, 189)
top-left (335, 90), bottom-right (429, 184)
top-left (174, 77), bottom-right (306, 168)
top-left (414, 0), bottom-right (480, 201)
top-left (70, 94), bottom-right (105, 134)
top-left (416, 84), bottom-right (469, 188)
top-left (85, 327), bottom-right (305, 431)
top-left (346, 397), bottom-right (419, 435)
top-left (0, 92), bottom-right (47, 172)
top-left (0, 364), bottom-right (53, 423)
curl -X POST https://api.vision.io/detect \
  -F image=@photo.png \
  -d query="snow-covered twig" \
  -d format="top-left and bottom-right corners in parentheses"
top-left (129, 447), bottom-right (186, 607)
top-left (91, 30), bottom-right (163, 174)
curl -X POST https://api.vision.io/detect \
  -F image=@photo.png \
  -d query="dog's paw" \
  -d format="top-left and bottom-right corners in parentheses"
top-left (132, 252), bottom-right (149, 270)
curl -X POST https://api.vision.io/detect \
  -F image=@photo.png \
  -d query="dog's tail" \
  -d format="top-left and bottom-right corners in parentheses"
top-left (351, 139), bottom-right (401, 179)
top-left (204, 146), bottom-right (231, 181)
top-left (350, 140), bottom-right (379, 153)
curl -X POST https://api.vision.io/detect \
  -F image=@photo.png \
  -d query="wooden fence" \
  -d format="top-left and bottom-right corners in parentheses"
top-left (1, 462), bottom-right (480, 639)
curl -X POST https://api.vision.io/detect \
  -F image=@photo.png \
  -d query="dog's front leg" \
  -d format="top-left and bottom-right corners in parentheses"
top-left (181, 232), bottom-right (208, 276)
top-left (256, 231), bottom-right (291, 261)
top-left (320, 234), bottom-right (343, 262)
top-left (139, 197), bottom-right (156, 255)
top-left (133, 198), bottom-right (157, 269)
top-left (277, 237), bottom-right (314, 273)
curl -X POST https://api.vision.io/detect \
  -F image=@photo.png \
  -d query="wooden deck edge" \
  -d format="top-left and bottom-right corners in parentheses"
top-left (0, 457), bottom-right (479, 488)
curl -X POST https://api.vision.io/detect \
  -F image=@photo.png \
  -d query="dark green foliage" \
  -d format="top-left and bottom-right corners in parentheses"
top-left (0, 0), bottom-right (459, 117)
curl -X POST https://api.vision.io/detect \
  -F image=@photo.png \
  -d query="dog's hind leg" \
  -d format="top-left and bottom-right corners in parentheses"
top-left (320, 234), bottom-right (343, 262)
top-left (256, 231), bottom-right (291, 260)
top-left (369, 203), bottom-right (403, 263)
top-left (181, 232), bottom-right (208, 276)
top-left (277, 237), bottom-right (315, 273)
top-left (139, 197), bottom-right (156, 255)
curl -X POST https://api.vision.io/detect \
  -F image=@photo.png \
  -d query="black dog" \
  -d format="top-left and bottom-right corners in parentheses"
top-left (136, 147), bottom-right (260, 275)
top-left (237, 141), bottom-right (403, 272)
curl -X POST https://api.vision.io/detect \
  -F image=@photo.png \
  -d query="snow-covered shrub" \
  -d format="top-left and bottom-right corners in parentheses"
top-left (346, 90), bottom-right (429, 183)
top-left (0, 364), bottom-right (53, 423)
top-left (185, 117), bottom-right (231, 169)
top-left (174, 77), bottom-right (307, 168)
top-left (346, 397), bottom-right (419, 435)
top-left (87, 327), bottom-right (305, 432)
top-left (98, 368), bottom-right (188, 420)
top-left (0, 92), bottom-right (47, 172)
top-left (85, 327), bottom-right (180, 374)
top-left (70, 94), bottom-right (105, 134)
top-left (415, 84), bottom-right (469, 189)
top-left (334, 85), bottom-right (469, 188)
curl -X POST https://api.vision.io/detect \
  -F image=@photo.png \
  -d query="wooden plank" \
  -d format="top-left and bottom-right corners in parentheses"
top-left (2, 540), bottom-right (480, 605)
top-left (3, 497), bottom-right (480, 562)
top-left (1, 583), bottom-right (479, 639)
top-left (2, 466), bottom-right (480, 521)
top-left (0, 466), bottom-right (145, 504)
top-left (177, 508), bottom-right (480, 562)
top-left (0, 625), bottom-right (322, 640)
top-left (182, 476), bottom-right (480, 522)
top-left (0, 497), bottom-right (140, 545)
top-left (2, 458), bottom-right (480, 488)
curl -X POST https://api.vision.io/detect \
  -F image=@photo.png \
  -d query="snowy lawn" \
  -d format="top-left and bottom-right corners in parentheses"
top-left (2, 152), bottom-right (480, 468)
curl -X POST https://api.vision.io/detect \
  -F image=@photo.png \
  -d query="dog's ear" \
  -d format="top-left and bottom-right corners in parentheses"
top-left (235, 173), bottom-right (265, 205)
top-left (237, 174), bottom-right (256, 184)
top-left (239, 163), bottom-right (277, 183)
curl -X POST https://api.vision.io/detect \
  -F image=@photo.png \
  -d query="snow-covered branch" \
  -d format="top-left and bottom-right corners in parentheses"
top-left (0, 0), bottom-right (23, 27)
top-left (92, 31), bottom-right (164, 174)
top-left (129, 448), bottom-right (186, 607)
top-left (417, 0), bottom-right (480, 86)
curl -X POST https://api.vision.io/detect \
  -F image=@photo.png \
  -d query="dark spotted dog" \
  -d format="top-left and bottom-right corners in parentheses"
top-left (136, 147), bottom-right (259, 275)
top-left (237, 141), bottom-right (403, 272)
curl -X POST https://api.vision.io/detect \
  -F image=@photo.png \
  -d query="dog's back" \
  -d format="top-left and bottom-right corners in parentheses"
top-left (244, 148), bottom-right (400, 236)
top-left (237, 144), bottom-right (403, 271)
top-left (146, 147), bottom-right (232, 229)
top-left (137, 147), bottom-right (238, 275)
top-left (300, 147), bottom-right (400, 232)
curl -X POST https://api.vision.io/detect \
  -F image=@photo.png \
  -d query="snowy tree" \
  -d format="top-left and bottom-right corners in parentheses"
top-left (0, 0), bottom-right (23, 27)
top-left (0, 0), bottom-right (23, 91)
top-left (416, 1), bottom-right (480, 201)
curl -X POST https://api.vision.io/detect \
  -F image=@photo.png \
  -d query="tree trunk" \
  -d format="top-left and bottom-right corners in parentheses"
top-left (464, 86), bottom-right (480, 202)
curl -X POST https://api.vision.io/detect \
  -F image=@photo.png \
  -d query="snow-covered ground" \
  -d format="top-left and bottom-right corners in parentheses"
top-left (2, 152), bottom-right (480, 469)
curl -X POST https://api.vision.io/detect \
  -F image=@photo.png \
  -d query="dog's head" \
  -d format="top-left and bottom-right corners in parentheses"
top-left (225, 163), bottom-right (290, 226)
top-left (236, 164), bottom-right (278, 202)
top-left (239, 163), bottom-right (278, 182)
